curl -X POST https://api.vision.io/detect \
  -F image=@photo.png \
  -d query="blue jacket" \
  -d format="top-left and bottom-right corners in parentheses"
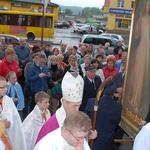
top-left (14, 45), bottom-right (30, 64)
top-left (43, 50), bottom-right (52, 59)
top-left (27, 61), bottom-right (49, 92)
top-left (7, 82), bottom-right (25, 110)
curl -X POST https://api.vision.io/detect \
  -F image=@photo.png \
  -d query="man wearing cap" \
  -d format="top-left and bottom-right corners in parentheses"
top-left (35, 72), bottom-right (97, 145)
top-left (80, 64), bottom-right (102, 112)
top-left (85, 86), bottom-right (122, 150)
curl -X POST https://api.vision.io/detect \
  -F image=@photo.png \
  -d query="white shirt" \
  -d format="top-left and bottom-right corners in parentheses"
top-left (0, 140), bottom-right (5, 150)
top-left (0, 95), bottom-right (27, 150)
top-left (96, 69), bottom-right (105, 82)
top-left (23, 105), bottom-right (51, 150)
top-left (33, 127), bottom-right (91, 150)
top-left (133, 123), bottom-right (150, 150)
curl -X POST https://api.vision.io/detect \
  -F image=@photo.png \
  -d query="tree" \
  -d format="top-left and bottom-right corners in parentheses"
top-left (82, 7), bottom-right (102, 17)
top-left (65, 8), bottom-right (73, 15)
top-left (78, 11), bottom-right (81, 16)
top-left (59, 6), bottom-right (61, 13)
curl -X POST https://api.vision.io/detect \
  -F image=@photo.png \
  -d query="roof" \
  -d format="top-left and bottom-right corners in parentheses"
top-left (11, 0), bottom-right (59, 7)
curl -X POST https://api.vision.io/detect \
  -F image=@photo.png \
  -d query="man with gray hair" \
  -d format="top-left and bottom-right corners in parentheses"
top-left (0, 36), bottom-right (5, 43)
top-left (103, 42), bottom-right (110, 56)
top-left (28, 53), bottom-right (50, 112)
top-left (63, 45), bottom-right (73, 64)
top-left (60, 43), bottom-right (67, 55)
top-left (14, 38), bottom-right (30, 87)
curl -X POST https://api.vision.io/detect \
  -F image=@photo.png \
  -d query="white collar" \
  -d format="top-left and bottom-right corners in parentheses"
top-left (56, 104), bottom-right (66, 126)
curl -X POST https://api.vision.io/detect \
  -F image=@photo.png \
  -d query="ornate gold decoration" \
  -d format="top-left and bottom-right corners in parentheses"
top-left (124, 108), bottom-right (143, 125)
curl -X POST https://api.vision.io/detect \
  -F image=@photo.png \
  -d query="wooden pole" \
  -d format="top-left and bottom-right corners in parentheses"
top-left (41, 3), bottom-right (44, 48)
top-left (90, 77), bottom-right (112, 149)
top-left (114, 139), bottom-right (134, 143)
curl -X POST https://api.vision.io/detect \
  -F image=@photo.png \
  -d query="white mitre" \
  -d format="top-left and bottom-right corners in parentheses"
top-left (62, 71), bottom-right (84, 102)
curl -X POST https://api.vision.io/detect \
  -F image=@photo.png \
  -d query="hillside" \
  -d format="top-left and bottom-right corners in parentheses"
top-left (59, 5), bottom-right (83, 15)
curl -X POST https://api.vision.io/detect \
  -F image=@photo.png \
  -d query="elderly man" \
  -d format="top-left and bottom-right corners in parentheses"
top-left (36, 71), bottom-right (97, 145)
top-left (63, 45), bottom-right (73, 64)
top-left (0, 37), bottom-right (5, 43)
top-left (78, 45), bottom-right (87, 58)
top-left (34, 111), bottom-right (92, 150)
top-left (116, 51), bottom-right (127, 71)
top-left (60, 43), bottom-right (67, 55)
top-left (14, 38), bottom-right (30, 68)
top-left (80, 64), bottom-right (102, 112)
top-left (27, 53), bottom-right (50, 112)
top-left (103, 42), bottom-right (110, 56)
top-left (14, 38), bottom-right (30, 87)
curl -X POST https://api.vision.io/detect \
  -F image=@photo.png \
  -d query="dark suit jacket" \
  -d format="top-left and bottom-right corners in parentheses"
top-left (86, 96), bottom-right (122, 150)
top-left (80, 75), bottom-right (102, 112)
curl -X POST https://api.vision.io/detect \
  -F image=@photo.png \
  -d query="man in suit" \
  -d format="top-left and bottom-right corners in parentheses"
top-left (80, 64), bottom-right (102, 112)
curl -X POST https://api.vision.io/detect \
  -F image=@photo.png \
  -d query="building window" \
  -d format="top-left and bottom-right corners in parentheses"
top-left (117, 0), bottom-right (124, 8)
top-left (131, 1), bottom-right (135, 8)
top-left (115, 18), bottom-right (131, 29)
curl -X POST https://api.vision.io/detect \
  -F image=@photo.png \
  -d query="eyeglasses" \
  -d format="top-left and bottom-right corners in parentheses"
top-left (0, 85), bottom-right (7, 89)
top-left (67, 130), bottom-right (84, 142)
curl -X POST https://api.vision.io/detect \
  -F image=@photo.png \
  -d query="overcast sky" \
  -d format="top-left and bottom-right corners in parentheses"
top-left (51, 0), bottom-right (105, 8)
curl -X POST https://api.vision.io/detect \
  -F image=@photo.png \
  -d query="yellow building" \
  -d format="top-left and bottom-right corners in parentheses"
top-left (104, 0), bottom-right (135, 31)
top-left (0, 0), bottom-right (59, 21)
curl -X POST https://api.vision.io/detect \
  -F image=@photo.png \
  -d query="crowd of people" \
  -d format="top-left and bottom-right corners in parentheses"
top-left (0, 35), bottom-right (147, 150)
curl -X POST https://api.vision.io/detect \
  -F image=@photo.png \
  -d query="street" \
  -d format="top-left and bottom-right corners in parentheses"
top-left (27, 27), bottom-right (130, 48)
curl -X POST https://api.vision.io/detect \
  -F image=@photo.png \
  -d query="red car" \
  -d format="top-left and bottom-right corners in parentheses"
top-left (0, 34), bottom-right (33, 50)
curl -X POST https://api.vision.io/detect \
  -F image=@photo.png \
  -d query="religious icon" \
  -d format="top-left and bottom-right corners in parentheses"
top-left (120, 0), bottom-right (150, 138)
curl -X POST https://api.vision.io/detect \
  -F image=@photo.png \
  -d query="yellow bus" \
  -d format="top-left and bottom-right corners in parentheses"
top-left (0, 10), bottom-right (54, 40)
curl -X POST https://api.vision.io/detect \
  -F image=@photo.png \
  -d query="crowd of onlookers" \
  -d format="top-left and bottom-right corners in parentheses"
top-left (0, 35), bottom-right (129, 150)
top-left (0, 36), bottom-right (128, 116)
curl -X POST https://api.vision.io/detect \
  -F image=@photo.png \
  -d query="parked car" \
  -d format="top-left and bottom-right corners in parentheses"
top-left (54, 20), bottom-right (70, 28)
top-left (0, 34), bottom-right (33, 50)
top-left (100, 33), bottom-right (125, 43)
top-left (79, 34), bottom-right (127, 54)
top-left (77, 24), bottom-right (103, 34)
top-left (72, 23), bottom-right (84, 33)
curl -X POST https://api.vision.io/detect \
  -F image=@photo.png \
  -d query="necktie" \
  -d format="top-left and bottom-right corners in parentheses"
top-left (92, 80), bottom-right (96, 90)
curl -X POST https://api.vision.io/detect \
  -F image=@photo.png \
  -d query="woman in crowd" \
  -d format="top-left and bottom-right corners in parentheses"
top-left (0, 48), bottom-right (22, 78)
top-left (52, 47), bottom-right (59, 56)
top-left (64, 54), bottom-right (83, 77)
top-left (57, 54), bottom-right (66, 73)
top-left (102, 55), bottom-right (118, 79)
top-left (48, 55), bottom-right (63, 114)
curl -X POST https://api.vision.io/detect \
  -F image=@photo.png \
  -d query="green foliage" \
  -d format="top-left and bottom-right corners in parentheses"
top-left (78, 11), bottom-right (81, 16)
top-left (65, 8), bottom-right (73, 15)
top-left (82, 7), bottom-right (103, 17)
